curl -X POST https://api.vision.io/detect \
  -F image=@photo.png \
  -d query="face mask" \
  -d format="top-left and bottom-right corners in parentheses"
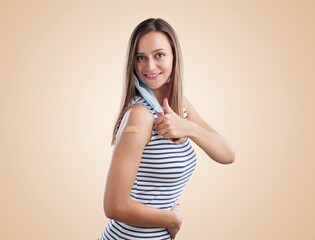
top-left (134, 74), bottom-right (164, 113)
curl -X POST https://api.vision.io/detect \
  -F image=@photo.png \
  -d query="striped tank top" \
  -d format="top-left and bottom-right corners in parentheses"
top-left (99, 96), bottom-right (197, 240)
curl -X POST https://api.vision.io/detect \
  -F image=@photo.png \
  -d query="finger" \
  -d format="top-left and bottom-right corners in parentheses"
top-left (171, 202), bottom-right (180, 210)
top-left (155, 121), bottom-right (165, 131)
top-left (154, 117), bottom-right (164, 126)
top-left (172, 137), bottom-right (185, 144)
top-left (163, 98), bottom-right (174, 114)
top-left (157, 128), bottom-right (168, 137)
top-left (156, 112), bottom-right (163, 117)
top-left (170, 138), bottom-right (180, 143)
top-left (154, 113), bottom-right (165, 125)
top-left (163, 131), bottom-right (178, 140)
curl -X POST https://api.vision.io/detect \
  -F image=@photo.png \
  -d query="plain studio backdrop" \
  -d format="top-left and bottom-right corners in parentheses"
top-left (0, 0), bottom-right (314, 239)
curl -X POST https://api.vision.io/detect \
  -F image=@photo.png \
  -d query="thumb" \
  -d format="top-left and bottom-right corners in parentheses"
top-left (156, 112), bottom-right (163, 117)
top-left (163, 98), bottom-right (174, 114)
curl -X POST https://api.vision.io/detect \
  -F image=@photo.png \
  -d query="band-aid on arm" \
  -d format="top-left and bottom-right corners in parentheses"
top-left (123, 126), bottom-right (145, 133)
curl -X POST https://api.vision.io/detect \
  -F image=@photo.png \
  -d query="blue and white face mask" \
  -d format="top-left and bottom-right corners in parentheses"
top-left (134, 74), bottom-right (164, 113)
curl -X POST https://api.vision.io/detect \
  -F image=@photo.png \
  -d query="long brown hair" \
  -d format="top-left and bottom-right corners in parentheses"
top-left (112, 18), bottom-right (184, 145)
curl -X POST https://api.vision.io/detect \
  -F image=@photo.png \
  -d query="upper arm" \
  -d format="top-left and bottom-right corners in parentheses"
top-left (183, 96), bottom-right (220, 135)
top-left (104, 105), bottom-right (153, 210)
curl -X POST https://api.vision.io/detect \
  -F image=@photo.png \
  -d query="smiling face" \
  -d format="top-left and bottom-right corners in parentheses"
top-left (134, 31), bottom-right (173, 91)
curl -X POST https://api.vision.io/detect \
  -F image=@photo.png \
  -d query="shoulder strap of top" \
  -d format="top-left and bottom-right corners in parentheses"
top-left (130, 96), bottom-right (187, 120)
top-left (129, 95), bottom-right (158, 120)
top-left (183, 107), bottom-right (187, 120)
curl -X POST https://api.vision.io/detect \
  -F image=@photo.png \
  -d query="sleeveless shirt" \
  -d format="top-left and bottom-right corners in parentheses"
top-left (99, 96), bottom-right (197, 240)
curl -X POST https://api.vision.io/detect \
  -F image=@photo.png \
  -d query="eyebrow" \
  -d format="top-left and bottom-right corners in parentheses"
top-left (136, 48), bottom-right (167, 55)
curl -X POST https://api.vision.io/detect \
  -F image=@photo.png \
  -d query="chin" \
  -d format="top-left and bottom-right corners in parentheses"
top-left (147, 84), bottom-right (162, 90)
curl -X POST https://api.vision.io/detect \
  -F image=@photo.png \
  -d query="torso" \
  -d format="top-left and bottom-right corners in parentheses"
top-left (99, 96), bottom-right (197, 240)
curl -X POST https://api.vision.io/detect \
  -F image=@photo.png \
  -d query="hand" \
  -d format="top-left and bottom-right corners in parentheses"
top-left (154, 98), bottom-right (189, 143)
top-left (167, 203), bottom-right (182, 239)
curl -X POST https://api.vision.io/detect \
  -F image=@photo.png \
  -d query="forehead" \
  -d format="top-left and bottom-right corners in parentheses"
top-left (136, 31), bottom-right (172, 53)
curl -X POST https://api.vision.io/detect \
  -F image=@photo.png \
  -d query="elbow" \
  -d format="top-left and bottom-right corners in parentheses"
top-left (223, 150), bottom-right (235, 164)
top-left (104, 203), bottom-right (114, 219)
top-left (104, 200), bottom-right (118, 219)
top-left (208, 138), bottom-right (235, 164)
top-left (104, 198), bottom-right (126, 220)
top-left (213, 150), bottom-right (235, 165)
top-left (225, 153), bottom-right (235, 164)
top-left (219, 142), bottom-right (235, 164)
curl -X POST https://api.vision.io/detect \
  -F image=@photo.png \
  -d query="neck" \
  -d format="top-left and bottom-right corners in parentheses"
top-left (152, 84), bottom-right (169, 106)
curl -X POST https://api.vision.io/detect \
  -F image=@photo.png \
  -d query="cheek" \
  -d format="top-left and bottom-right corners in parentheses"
top-left (163, 59), bottom-right (173, 71)
top-left (134, 63), bottom-right (142, 73)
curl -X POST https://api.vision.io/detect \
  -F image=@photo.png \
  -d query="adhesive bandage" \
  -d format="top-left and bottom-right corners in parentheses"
top-left (123, 126), bottom-right (145, 133)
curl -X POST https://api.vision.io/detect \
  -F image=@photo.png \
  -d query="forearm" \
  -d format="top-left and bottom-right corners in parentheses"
top-left (105, 198), bottom-right (177, 228)
top-left (186, 121), bottom-right (235, 164)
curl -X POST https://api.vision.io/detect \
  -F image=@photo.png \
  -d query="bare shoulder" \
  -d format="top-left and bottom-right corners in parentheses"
top-left (183, 95), bottom-right (219, 134)
top-left (115, 104), bottom-right (154, 143)
top-left (126, 104), bottom-right (154, 127)
top-left (183, 95), bottom-right (194, 117)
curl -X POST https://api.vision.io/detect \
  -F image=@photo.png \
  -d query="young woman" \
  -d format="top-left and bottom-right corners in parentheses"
top-left (99, 18), bottom-right (235, 240)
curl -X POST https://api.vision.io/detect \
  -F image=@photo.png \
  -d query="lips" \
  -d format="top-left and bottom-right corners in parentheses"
top-left (144, 73), bottom-right (161, 80)
top-left (145, 73), bottom-right (161, 77)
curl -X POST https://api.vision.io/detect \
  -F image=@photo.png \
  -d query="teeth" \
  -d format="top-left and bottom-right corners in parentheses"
top-left (146, 73), bottom-right (159, 77)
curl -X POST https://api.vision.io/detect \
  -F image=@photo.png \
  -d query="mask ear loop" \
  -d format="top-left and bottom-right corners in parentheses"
top-left (134, 74), bottom-right (164, 114)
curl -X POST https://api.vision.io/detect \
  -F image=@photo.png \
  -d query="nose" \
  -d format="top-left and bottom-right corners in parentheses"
top-left (147, 57), bottom-right (156, 70)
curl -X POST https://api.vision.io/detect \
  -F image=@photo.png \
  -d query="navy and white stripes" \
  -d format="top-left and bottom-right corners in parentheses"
top-left (99, 96), bottom-right (197, 239)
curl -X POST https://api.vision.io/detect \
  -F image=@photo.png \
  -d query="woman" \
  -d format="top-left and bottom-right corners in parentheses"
top-left (99, 18), bottom-right (235, 240)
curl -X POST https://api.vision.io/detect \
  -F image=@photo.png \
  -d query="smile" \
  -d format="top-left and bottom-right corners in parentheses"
top-left (145, 73), bottom-right (161, 77)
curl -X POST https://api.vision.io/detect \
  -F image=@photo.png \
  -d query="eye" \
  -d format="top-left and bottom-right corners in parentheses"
top-left (136, 55), bottom-right (146, 62)
top-left (155, 53), bottom-right (166, 59)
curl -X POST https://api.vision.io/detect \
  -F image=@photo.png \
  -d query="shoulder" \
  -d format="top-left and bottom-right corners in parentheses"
top-left (119, 104), bottom-right (154, 134)
top-left (126, 103), bottom-right (154, 125)
top-left (183, 95), bottom-right (205, 123)
top-left (115, 104), bottom-right (153, 145)
top-left (130, 95), bottom-right (149, 109)
top-left (183, 95), bottom-right (193, 117)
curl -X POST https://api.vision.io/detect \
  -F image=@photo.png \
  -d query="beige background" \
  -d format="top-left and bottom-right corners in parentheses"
top-left (1, 0), bottom-right (314, 239)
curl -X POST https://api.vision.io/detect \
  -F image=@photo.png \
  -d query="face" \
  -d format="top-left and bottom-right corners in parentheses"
top-left (134, 31), bottom-right (173, 90)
